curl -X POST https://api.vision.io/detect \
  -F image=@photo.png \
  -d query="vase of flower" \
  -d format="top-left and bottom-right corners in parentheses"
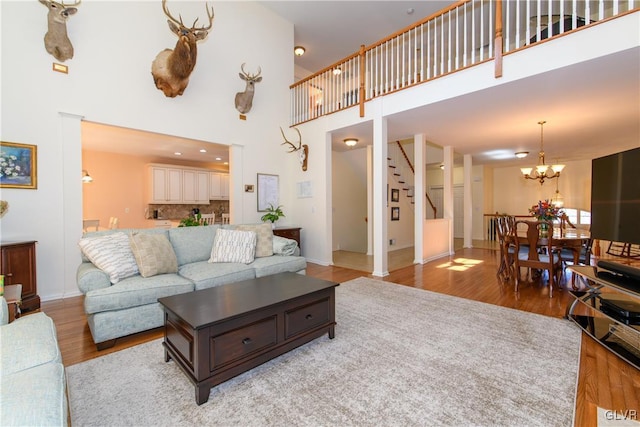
top-left (529, 200), bottom-right (562, 237)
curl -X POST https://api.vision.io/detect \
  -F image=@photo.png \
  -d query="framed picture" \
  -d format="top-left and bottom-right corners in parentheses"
top-left (391, 188), bottom-right (399, 202)
top-left (244, 184), bottom-right (254, 193)
top-left (257, 173), bottom-right (279, 211)
top-left (391, 207), bottom-right (400, 221)
top-left (0, 142), bottom-right (37, 189)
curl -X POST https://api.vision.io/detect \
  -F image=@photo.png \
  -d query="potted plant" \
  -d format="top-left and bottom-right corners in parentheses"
top-left (178, 212), bottom-right (202, 227)
top-left (260, 204), bottom-right (285, 228)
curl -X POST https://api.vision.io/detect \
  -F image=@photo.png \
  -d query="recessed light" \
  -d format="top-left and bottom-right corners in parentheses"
top-left (215, 157), bottom-right (222, 161)
top-left (200, 149), bottom-right (207, 153)
top-left (174, 152), bottom-right (182, 156)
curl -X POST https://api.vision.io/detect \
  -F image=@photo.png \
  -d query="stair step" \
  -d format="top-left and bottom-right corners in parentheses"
top-left (393, 173), bottom-right (400, 176)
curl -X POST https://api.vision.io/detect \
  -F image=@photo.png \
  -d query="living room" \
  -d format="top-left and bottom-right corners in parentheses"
top-left (1, 0), bottom-right (639, 425)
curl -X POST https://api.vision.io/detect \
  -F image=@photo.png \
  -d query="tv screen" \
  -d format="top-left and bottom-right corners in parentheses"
top-left (590, 147), bottom-right (640, 245)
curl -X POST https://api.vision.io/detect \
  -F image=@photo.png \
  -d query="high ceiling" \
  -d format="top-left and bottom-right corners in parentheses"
top-left (82, 2), bottom-right (639, 167)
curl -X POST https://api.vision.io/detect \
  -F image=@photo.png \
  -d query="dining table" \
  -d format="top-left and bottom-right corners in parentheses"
top-left (516, 227), bottom-right (591, 265)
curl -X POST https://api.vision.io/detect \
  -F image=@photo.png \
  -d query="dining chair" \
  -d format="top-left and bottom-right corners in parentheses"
top-left (495, 215), bottom-right (527, 282)
top-left (199, 213), bottom-right (215, 225)
top-left (109, 217), bottom-right (119, 229)
top-left (221, 213), bottom-right (230, 224)
top-left (82, 219), bottom-right (100, 232)
top-left (513, 219), bottom-right (563, 298)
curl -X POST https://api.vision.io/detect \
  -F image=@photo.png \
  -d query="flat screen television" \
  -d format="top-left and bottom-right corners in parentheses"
top-left (590, 147), bottom-right (640, 246)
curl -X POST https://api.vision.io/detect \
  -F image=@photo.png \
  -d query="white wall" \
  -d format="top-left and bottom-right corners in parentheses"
top-left (0, 1), bottom-right (294, 300)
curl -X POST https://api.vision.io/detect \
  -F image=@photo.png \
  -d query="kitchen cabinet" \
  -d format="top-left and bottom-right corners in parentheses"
top-left (183, 170), bottom-right (210, 204)
top-left (149, 166), bottom-right (182, 203)
top-left (210, 172), bottom-right (229, 200)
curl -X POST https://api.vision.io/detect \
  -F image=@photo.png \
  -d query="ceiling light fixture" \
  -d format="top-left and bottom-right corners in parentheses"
top-left (199, 149), bottom-right (207, 153)
top-left (515, 151), bottom-right (529, 159)
top-left (439, 164), bottom-right (445, 170)
top-left (174, 152), bottom-right (182, 156)
top-left (294, 46), bottom-right (306, 56)
top-left (344, 138), bottom-right (358, 147)
top-left (520, 121), bottom-right (565, 185)
top-left (82, 169), bottom-right (93, 183)
top-left (215, 157), bottom-right (222, 161)
top-left (552, 175), bottom-right (564, 207)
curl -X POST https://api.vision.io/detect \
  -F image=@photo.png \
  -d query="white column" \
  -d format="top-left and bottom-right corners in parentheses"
top-left (228, 143), bottom-right (243, 224)
top-left (61, 112), bottom-right (84, 298)
top-left (366, 145), bottom-right (373, 256)
top-left (372, 116), bottom-right (388, 277)
top-left (463, 154), bottom-right (473, 248)
top-left (443, 146), bottom-right (454, 255)
top-left (414, 133), bottom-right (425, 263)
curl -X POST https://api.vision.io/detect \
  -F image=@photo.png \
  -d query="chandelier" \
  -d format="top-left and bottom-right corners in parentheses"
top-left (520, 120), bottom-right (565, 184)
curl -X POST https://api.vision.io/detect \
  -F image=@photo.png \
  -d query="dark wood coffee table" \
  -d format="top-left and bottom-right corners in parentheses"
top-left (158, 272), bottom-right (339, 405)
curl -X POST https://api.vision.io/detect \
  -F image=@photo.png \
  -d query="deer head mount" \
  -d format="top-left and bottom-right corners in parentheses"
top-left (235, 63), bottom-right (262, 114)
top-left (39, 0), bottom-right (80, 62)
top-left (280, 127), bottom-right (308, 171)
top-left (151, 0), bottom-right (214, 98)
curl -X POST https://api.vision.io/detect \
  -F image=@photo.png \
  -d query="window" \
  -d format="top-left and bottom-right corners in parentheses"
top-left (563, 208), bottom-right (591, 227)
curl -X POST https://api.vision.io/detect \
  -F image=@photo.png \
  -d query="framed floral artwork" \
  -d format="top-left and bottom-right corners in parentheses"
top-left (0, 142), bottom-right (37, 189)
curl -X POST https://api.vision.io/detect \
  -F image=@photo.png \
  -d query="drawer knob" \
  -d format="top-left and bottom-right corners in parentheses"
top-left (305, 314), bottom-right (313, 320)
top-left (242, 338), bottom-right (252, 345)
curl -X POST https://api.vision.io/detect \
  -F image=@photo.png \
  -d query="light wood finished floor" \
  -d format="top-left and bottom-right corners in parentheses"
top-left (41, 247), bottom-right (639, 426)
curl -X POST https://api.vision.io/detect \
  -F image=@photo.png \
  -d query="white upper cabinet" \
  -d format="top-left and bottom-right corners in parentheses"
top-left (149, 166), bottom-right (182, 203)
top-left (210, 172), bottom-right (229, 200)
top-left (183, 170), bottom-right (210, 204)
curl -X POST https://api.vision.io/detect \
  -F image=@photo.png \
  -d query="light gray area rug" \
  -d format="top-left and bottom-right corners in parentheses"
top-left (66, 277), bottom-right (581, 427)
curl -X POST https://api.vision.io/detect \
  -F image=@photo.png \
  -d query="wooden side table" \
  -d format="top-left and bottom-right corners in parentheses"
top-left (4, 284), bottom-right (22, 323)
top-left (273, 227), bottom-right (302, 249)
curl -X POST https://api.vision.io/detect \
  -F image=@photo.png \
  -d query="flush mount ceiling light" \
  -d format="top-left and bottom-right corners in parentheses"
top-left (174, 152), bottom-right (182, 156)
top-left (515, 151), bottom-right (529, 158)
top-left (344, 138), bottom-right (358, 147)
top-left (520, 121), bottom-right (565, 185)
top-left (82, 169), bottom-right (93, 183)
top-left (294, 46), bottom-right (306, 56)
top-left (199, 149), bottom-right (207, 153)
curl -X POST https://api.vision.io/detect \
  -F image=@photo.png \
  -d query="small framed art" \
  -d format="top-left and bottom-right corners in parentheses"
top-left (391, 188), bottom-right (399, 202)
top-left (391, 207), bottom-right (400, 221)
top-left (0, 141), bottom-right (37, 189)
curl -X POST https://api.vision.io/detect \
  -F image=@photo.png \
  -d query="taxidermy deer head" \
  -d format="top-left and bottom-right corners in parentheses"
top-left (235, 63), bottom-right (262, 114)
top-left (151, 0), bottom-right (214, 98)
top-left (39, 0), bottom-right (80, 62)
top-left (280, 127), bottom-right (308, 171)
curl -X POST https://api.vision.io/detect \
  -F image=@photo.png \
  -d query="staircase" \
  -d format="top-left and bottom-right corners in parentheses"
top-left (387, 141), bottom-right (436, 217)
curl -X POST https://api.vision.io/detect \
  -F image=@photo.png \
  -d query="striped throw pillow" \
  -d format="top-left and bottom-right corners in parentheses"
top-left (78, 232), bottom-right (139, 283)
top-left (209, 229), bottom-right (257, 264)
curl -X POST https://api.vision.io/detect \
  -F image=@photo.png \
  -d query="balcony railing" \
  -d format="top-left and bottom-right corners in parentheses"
top-left (290, 0), bottom-right (637, 126)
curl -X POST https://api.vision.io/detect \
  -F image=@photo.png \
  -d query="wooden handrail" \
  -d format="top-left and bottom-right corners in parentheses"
top-left (394, 141), bottom-right (436, 218)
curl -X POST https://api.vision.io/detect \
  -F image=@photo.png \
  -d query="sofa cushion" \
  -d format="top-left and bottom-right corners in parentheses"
top-left (78, 232), bottom-right (139, 283)
top-left (84, 274), bottom-right (194, 314)
top-left (1, 362), bottom-right (67, 427)
top-left (169, 225), bottom-right (218, 266)
top-left (81, 228), bottom-right (169, 262)
top-left (249, 255), bottom-right (308, 278)
top-left (234, 223), bottom-right (274, 257)
top-left (179, 261), bottom-right (256, 290)
top-left (1, 313), bottom-right (61, 376)
top-left (130, 232), bottom-right (178, 277)
top-left (209, 229), bottom-right (257, 264)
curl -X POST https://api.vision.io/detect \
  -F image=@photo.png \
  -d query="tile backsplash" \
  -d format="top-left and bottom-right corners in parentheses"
top-left (147, 201), bottom-right (229, 220)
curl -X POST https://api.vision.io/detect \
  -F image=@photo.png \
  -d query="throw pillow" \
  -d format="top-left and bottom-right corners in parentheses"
top-left (234, 223), bottom-right (274, 257)
top-left (129, 232), bottom-right (178, 278)
top-left (209, 229), bottom-right (257, 264)
top-left (78, 232), bottom-right (139, 284)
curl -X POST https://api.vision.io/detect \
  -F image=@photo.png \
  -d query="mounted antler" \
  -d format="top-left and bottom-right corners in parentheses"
top-left (235, 63), bottom-right (262, 114)
top-left (39, 0), bottom-right (81, 62)
top-left (280, 127), bottom-right (308, 171)
top-left (151, 0), bottom-right (214, 97)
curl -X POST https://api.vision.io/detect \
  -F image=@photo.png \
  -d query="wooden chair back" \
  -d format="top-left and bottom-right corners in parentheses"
top-left (199, 213), bottom-right (215, 225)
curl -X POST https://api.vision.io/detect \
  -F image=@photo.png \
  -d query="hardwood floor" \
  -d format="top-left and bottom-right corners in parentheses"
top-left (42, 247), bottom-right (639, 426)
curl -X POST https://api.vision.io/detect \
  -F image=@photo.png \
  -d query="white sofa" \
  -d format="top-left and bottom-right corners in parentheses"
top-left (0, 296), bottom-right (67, 426)
top-left (76, 224), bottom-right (306, 350)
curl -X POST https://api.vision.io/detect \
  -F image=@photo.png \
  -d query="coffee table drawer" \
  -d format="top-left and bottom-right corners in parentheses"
top-left (211, 315), bottom-right (277, 369)
top-left (285, 297), bottom-right (330, 339)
